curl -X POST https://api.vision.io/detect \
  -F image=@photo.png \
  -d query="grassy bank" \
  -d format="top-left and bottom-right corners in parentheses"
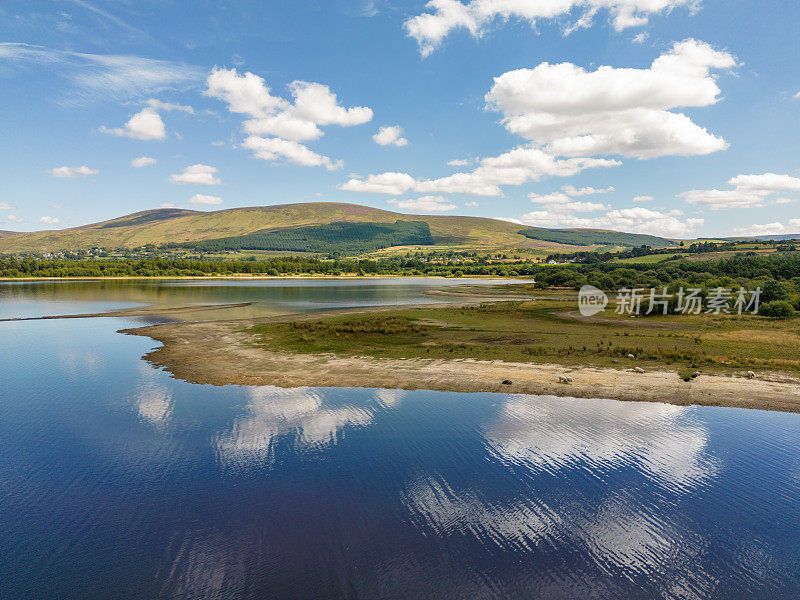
top-left (247, 300), bottom-right (800, 378)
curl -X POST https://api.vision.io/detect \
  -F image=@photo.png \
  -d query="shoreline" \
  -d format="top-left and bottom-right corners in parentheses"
top-left (0, 275), bottom-right (530, 282)
top-left (123, 312), bottom-right (800, 414)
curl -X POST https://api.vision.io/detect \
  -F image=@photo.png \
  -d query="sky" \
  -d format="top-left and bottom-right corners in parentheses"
top-left (0, 0), bottom-right (798, 239)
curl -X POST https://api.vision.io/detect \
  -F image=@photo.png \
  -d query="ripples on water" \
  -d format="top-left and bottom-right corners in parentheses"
top-left (1, 298), bottom-right (800, 598)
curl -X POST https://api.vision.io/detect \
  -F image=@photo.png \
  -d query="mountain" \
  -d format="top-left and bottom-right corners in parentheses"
top-left (0, 202), bottom-right (678, 255)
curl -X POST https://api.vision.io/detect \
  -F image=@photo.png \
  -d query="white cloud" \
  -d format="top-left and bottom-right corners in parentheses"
top-left (632, 195), bottom-right (654, 202)
top-left (49, 165), bottom-right (98, 178)
top-left (465, 201), bottom-right (480, 207)
top-left (486, 39), bottom-right (735, 159)
top-left (241, 136), bottom-right (343, 170)
top-left (561, 184), bottom-right (614, 196)
top-left (289, 81), bottom-right (373, 126)
top-left (529, 192), bottom-right (610, 212)
top-left (39, 216), bottom-right (60, 224)
top-left (205, 68), bottom-right (371, 168)
top-left (405, 0), bottom-right (697, 56)
top-left (0, 203), bottom-right (16, 210)
top-left (339, 172), bottom-right (418, 195)
top-left (632, 32), bottom-right (649, 44)
top-left (509, 206), bottom-right (702, 237)
top-left (145, 98), bottom-right (195, 114)
top-left (448, 158), bottom-right (471, 166)
top-left (681, 172), bottom-right (800, 209)
top-left (341, 40), bottom-right (727, 200)
top-left (529, 191), bottom-right (609, 212)
top-left (732, 219), bottom-right (800, 237)
top-left (100, 98), bottom-right (192, 141)
top-left (169, 164), bottom-right (221, 185)
top-left (131, 156), bottom-right (157, 168)
top-left (101, 106), bottom-right (165, 140)
top-left (0, 43), bottom-right (203, 106)
top-left (341, 147), bottom-right (618, 197)
top-left (388, 195), bottom-right (458, 212)
top-left (160, 202), bottom-right (177, 208)
top-left (2, 214), bottom-right (23, 223)
top-left (188, 194), bottom-right (224, 205)
top-left (373, 125), bottom-right (409, 147)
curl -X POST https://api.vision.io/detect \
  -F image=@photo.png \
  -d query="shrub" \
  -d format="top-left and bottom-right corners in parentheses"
top-left (760, 300), bottom-right (796, 318)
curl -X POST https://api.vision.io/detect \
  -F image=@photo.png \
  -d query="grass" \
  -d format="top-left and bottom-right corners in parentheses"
top-left (247, 299), bottom-right (800, 376)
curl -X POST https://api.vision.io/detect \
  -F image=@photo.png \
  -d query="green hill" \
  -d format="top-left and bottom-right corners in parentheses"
top-left (0, 202), bottom-right (679, 255)
top-left (518, 227), bottom-right (675, 248)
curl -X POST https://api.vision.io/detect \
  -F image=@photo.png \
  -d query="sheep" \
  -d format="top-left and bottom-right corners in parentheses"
top-left (558, 375), bottom-right (573, 384)
top-left (501, 379), bottom-right (513, 385)
top-left (627, 353), bottom-right (635, 359)
top-left (746, 371), bottom-right (756, 379)
top-left (633, 367), bottom-right (646, 374)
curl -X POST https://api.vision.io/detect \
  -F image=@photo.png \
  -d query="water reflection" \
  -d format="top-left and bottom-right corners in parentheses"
top-left (214, 386), bottom-right (407, 469)
top-left (0, 277), bottom-right (513, 321)
top-left (2, 307), bottom-right (800, 599)
top-left (485, 395), bottom-right (719, 490)
top-left (134, 363), bottom-right (174, 427)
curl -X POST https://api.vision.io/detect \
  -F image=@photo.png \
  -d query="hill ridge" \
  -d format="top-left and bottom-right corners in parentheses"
top-left (0, 202), bottom-right (678, 254)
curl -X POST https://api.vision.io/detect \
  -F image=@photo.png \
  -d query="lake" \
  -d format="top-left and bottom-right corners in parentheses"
top-left (1, 279), bottom-right (799, 599)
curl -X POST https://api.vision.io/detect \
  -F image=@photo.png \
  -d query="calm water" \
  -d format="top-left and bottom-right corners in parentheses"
top-left (1, 280), bottom-right (799, 599)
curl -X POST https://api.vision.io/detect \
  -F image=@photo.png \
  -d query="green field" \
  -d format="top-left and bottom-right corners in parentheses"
top-left (248, 298), bottom-right (800, 378)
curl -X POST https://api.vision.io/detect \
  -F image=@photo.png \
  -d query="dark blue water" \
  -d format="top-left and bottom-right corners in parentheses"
top-left (1, 283), bottom-right (799, 599)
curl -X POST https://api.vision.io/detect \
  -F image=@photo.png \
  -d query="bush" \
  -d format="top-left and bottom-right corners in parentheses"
top-left (760, 300), bottom-right (796, 319)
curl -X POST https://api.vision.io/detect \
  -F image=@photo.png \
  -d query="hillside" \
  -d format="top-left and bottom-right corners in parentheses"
top-left (0, 202), bottom-right (678, 255)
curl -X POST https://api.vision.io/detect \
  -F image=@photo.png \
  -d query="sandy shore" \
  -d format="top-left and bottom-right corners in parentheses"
top-left (124, 313), bottom-right (800, 414)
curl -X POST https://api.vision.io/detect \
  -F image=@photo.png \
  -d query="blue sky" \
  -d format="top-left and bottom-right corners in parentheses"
top-left (0, 0), bottom-right (798, 238)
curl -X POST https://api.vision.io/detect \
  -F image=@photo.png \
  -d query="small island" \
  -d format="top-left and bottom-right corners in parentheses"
top-left (126, 284), bottom-right (800, 414)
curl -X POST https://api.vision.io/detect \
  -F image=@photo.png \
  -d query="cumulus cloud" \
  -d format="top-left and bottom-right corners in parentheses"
top-left (2, 214), bottom-right (23, 223)
top-left (188, 194), bottom-right (223, 205)
top-left (205, 68), bottom-right (371, 168)
top-left (341, 147), bottom-right (619, 197)
top-left (388, 195), bottom-right (457, 212)
top-left (341, 40), bottom-right (728, 200)
top-left (0, 203), bottom-right (16, 210)
top-left (49, 165), bottom-right (98, 178)
top-left (0, 43), bottom-right (204, 106)
top-left (102, 106), bottom-right (165, 140)
top-left (680, 172), bottom-right (800, 209)
top-left (101, 98), bottom-right (193, 141)
top-left (529, 191), bottom-right (609, 212)
top-left (561, 184), bottom-right (614, 196)
top-left (39, 216), bottom-right (60, 224)
top-left (131, 156), bottom-right (157, 167)
top-left (373, 125), bottom-right (409, 147)
top-left (486, 39), bottom-right (735, 159)
top-left (241, 136), bottom-right (343, 170)
top-left (169, 164), bottom-right (220, 185)
top-left (508, 206), bottom-right (702, 237)
top-left (405, 0), bottom-right (697, 56)
top-left (732, 219), bottom-right (800, 237)
top-left (448, 158), bottom-right (471, 166)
